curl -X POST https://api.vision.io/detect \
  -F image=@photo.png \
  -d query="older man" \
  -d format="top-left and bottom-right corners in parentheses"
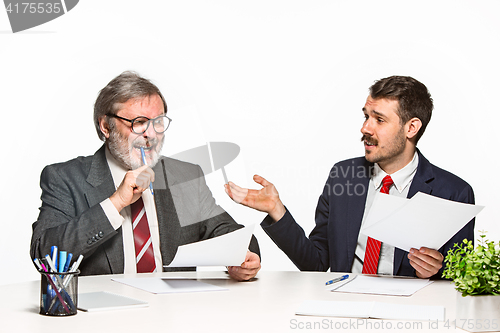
top-left (31, 71), bottom-right (260, 281)
top-left (226, 76), bottom-right (474, 279)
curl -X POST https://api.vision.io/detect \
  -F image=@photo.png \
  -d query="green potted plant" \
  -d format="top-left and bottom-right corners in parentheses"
top-left (443, 233), bottom-right (500, 332)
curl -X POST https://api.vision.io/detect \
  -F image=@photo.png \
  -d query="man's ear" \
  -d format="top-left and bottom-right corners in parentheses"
top-left (406, 117), bottom-right (422, 141)
top-left (99, 116), bottom-right (111, 139)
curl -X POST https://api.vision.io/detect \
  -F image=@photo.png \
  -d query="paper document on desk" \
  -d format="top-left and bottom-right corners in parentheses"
top-left (296, 300), bottom-right (444, 321)
top-left (112, 277), bottom-right (227, 294)
top-left (78, 291), bottom-right (148, 311)
top-left (330, 275), bottom-right (432, 296)
top-left (164, 224), bottom-right (255, 267)
top-left (361, 192), bottom-right (483, 252)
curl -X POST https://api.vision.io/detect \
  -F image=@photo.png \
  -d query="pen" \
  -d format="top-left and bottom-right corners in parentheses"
top-left (59, 251), bottom-right (67, 273)
top-left (45, 254), bottom-right (58, 274)
top-left (325, 274), bottom-right (349, 286)
top-left (62, 254), bottom-right (83, 287)
top-left (140, 147), bottom-right (154, 195)
top-left (34, 258), bottom-right (42, 271)
top-left (45, 255), bottom-right (68, 289)
top-left (51, 246), bottom-right (58, 272)
top-left (63, 253), bottom-right (73, 272)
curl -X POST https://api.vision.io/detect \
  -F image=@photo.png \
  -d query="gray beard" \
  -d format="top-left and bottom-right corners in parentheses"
top-left (107, 129), bottom-right (164, 170)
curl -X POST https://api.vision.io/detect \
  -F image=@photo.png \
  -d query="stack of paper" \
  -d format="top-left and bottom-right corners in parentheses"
top-left (164, 225), bottom-right (255, 267)
top-left (329, 275), bottom-right (432, 296)
top-left (112, 277), bottom-right (227, 294)
top-left (361, 192), bottom-right (483, 251)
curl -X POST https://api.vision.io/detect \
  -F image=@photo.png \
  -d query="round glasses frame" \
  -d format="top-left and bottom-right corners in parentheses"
top-left (106, 113), bottom-right (172, 134)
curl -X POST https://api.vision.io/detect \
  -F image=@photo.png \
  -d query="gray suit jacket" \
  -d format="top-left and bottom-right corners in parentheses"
top-left (31, 145), bottom-right (259, 275)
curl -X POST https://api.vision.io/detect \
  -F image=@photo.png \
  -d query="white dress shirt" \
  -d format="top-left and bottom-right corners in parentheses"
top-left (99, 147), bottom-right (163, 273)
top-left (351, 152), bottom-right (419, 275)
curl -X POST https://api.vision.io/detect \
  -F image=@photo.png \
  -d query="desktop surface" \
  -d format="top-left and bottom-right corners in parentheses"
top-left (2, 271), bottom-right (466, 333)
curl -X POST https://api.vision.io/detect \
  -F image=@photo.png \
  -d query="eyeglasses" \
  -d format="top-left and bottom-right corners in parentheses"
top-left (106, 114), bottom-right (172, 134)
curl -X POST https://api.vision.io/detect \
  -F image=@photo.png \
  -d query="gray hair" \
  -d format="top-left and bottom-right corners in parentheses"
top-left (93, 71), bottom-right (168, 141)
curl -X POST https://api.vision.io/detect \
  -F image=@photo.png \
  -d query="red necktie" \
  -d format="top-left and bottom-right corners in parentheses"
top-left (362, 175), bottom-right (394, 275)
top-left (130, 197), bottom-right (156, 273)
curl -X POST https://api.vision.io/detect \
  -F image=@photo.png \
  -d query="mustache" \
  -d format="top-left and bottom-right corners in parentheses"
top-left (361, 134), bottom-right (378, 145)
top-left (132, 138), bottom-right (159, 148)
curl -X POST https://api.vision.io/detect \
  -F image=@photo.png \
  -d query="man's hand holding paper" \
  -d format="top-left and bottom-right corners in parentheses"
top-left (164, 225), bottom-right (260, 281)
top-left (227, 251), bottom-right (261, 281)
top-left (408, 247), bottom-right (444, 278)
top-left (360, 192), bottom-right (484, 253)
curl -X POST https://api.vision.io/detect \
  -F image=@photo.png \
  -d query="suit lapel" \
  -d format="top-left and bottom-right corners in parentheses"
top-left (346, 161), bottom-right (371, 269)
top-left (393, 150), bottom-right (434, 274)
top-left (85, 145), bottom-right (116, 206)
top-left (84, 145), bottom-right (125, 274)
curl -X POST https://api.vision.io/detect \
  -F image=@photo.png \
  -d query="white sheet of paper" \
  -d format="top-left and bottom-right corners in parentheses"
top-left (361, 192), bottom-right (408, 229)
top-left (164, 225), bottom-right (255, 267)
top-left (296, 300), bottom-right (444, 321)
top-left (361, 192), bottom-right (483, 252)
top-left (370, 302), bottom-right (445, 321)
top-left (331, 275), bottom-right (433, 296)
top-left (297, 300), bottom-right (374, 318)
top-left (78, 291), bottom-right (149, 311)
top-left (112, 277), bottom-right (227, 294)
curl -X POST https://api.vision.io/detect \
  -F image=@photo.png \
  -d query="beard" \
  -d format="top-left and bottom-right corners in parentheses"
top-left (361, 127), bottom-right (406, 164)
top-left (107, 125), bottom-right (164, 170)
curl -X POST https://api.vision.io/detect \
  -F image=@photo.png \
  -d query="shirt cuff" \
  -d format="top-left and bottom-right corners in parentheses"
top-left (100, 198), bottom-right (124, 230)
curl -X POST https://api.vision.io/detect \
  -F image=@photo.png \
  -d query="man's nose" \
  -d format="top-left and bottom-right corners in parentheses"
top-left (361, 119), bottom-right (374, 136)
top-left (143, 120), bottom-right (157, 138)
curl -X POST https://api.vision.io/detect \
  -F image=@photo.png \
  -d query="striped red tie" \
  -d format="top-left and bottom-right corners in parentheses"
top-left (130, 197), bottom-right (156, 273)
top-left (362, 175), bottom-right (394, 275)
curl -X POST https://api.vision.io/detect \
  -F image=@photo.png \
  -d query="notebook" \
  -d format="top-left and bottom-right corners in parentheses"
top-left (77, 291), bottom-right (148, 312)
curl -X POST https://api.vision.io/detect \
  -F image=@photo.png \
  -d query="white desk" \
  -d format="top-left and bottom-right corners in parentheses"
top-left (1, 271), bottom-right (472, 332)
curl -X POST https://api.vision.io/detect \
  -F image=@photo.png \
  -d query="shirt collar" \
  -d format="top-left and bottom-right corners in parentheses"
top-left (371, 152), bottom-right (419, 194)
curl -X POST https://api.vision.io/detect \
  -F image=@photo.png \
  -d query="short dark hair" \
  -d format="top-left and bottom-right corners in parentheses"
top-left (93, 71), bottom-right (168, 141)
top-left (369, 76), bottom-right (433, 143)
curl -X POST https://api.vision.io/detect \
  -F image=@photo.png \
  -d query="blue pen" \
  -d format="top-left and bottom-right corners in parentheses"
top-left (140, 147), bottom-right (154, 195)
top-left (63, 253), bottom-right (73, 272)
top-left (58, 251), bottom-right (67, 273)
top-left (325, 274), bottom-right (349, 286)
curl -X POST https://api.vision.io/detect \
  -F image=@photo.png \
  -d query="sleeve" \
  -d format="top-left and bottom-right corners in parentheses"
top-left (30, 165), bottom-right (119, 263)
top-left (433, 184), bottom-right (475, 279)
top-left (261, 182), bottom-right (331, 272)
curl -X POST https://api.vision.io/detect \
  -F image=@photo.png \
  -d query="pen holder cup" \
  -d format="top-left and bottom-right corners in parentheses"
top-left (39, 270), bottom-right (79, 316)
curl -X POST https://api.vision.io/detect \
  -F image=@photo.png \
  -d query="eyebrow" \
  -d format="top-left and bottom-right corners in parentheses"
top-left (362, 108), bottom-right (387, 118)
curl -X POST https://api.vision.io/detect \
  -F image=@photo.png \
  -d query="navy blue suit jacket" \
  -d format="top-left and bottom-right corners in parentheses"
top-left (261, 150), bottom-right (475, 278)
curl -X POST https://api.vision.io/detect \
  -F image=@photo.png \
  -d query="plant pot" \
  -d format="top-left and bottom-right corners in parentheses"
top-left (456, 292), bottom-right (500, 332)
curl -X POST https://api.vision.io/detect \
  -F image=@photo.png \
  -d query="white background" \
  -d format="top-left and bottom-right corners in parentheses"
top-left (0, 1), bottom-right (498, 286)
